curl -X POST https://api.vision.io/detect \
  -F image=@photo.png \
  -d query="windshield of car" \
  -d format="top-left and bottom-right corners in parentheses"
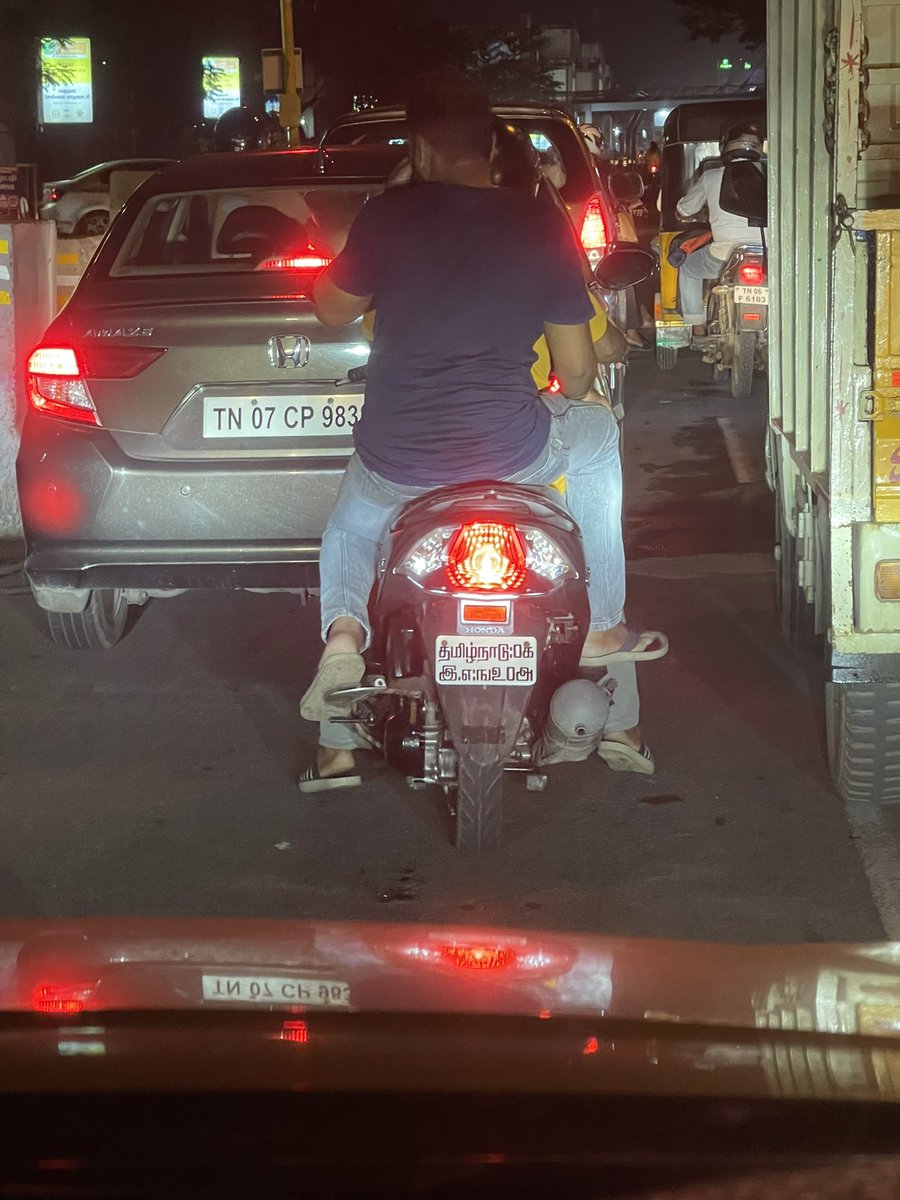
top-left (109, 183), bottom-right (383, 277)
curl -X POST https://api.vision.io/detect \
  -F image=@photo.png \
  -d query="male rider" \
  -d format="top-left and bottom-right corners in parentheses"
top-left (298, 73), bottom-right (665, 792)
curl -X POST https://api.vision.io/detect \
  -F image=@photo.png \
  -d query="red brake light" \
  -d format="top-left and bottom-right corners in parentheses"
top-left (26, 345), bottom-right (98, 426)
top-left (446, 522), bottom-right (527, 592)
top-left (440, 945), bottom-right (516, 970)
top-left (547, 374), bottom-right (562, 394)
top-left (31, 983), bottom-right (94, 1014)
top-left (580, 194), bottom-right (610, 258)
top-left (259, 245), bottom-right (333, 271)
top-left (274, 1020), bottom-right (310, 1044)
top-left (738, 262), bottom-right (766, 285)
top-left (26, 342), bottom-right (165, 425)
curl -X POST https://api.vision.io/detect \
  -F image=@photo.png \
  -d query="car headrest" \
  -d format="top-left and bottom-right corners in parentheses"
top-left (216, 205), bottom-right (300, 256)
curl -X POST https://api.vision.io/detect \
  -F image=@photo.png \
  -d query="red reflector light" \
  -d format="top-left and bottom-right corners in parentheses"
top-left (742, 312), bottom-right (762, 320)
top-left (580, 194), bottom-right (610, 255)
top-left (446, 522), bottom-right (527, 592)
top-left (462, 603), bottom-right (509, 623)
top-left (738, 262), bottom-right (766, 285)
top-left (440, 945), bottom-right (516, 970)
top-left (583, 1036), bottom-right (600, 1055)
top-left (893, 370), bottom-right (900, 388)
top-left (274, 1020), bottom-right (309, 1044)
top-left (31, 984), bottom-right (92, 1015)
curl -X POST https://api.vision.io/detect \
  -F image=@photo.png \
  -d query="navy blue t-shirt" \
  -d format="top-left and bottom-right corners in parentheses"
top-left (330, 183), bottom-right (592, 487)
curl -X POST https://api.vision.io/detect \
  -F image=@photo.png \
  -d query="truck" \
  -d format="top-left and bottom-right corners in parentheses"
top-left (770, 0), bottom-right (900, 803)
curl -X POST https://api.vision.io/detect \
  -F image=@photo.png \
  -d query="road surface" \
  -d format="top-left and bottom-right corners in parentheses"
top-left (0, 353), bottom-right (886, 943)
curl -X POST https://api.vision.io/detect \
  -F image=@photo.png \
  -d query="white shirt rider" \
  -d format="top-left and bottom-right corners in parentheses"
top-left (677, 164), bottom-right (753, 261)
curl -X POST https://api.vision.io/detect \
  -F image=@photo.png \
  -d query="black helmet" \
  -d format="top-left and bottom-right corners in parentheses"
top-left (214, 106), bottom-right (264, 152)
top-left (720, 123), bottom-right (764, 163)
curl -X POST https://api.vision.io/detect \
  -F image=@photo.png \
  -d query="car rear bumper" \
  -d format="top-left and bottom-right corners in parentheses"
top-left (17, 414), bottom-right (347, 594)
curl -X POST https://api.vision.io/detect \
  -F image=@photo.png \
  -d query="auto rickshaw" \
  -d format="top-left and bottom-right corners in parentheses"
top-left (655, 99), bottom-right (767, 376)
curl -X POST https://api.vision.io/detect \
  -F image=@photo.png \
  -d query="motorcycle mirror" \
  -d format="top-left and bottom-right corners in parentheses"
top-left (720, 160), bottom-right (767, 226)
top-left (608, 169), bottom-right (644, 203)
top-left (592, 244), bottom-right (656, 290)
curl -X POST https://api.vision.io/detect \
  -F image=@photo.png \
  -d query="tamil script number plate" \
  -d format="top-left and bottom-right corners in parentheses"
top-left (202, 394), bottom-right (363, 439)
top-left (435, 635), bottom-right (538, 687)
top-left (202, 974), bottom-right (351, 1006)
top-left (734, 285), bottom-right (768, 305)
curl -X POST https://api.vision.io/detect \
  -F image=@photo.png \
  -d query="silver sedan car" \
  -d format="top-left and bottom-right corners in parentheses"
top-left (17, 145), bottom-right (621, 649)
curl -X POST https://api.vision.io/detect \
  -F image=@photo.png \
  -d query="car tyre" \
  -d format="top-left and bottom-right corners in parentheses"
top-left (75, 211), bottom-right (110, 237)
top-left (46, 588), bottom-right (129, 650)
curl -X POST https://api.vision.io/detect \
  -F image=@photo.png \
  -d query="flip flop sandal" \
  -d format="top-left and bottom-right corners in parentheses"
top-left (299, 652), bottom-right (365, 721)
top-left (597, 739), bottom-right (655, 776)
top-left (579, 630), bottom-right (668, 669)
top-left (297, 765), bottom-right (362, 794)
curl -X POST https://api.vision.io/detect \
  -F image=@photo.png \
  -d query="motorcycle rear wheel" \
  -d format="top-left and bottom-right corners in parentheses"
top-left (454, 756), bottom-right (504, 853)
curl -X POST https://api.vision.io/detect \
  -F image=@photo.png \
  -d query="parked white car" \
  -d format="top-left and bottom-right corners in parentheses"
top-left (40, 158), bottom-right (174, 236)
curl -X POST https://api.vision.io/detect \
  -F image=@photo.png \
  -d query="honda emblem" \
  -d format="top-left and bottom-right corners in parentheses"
top-left (267, 334), bottom-right (311, 369)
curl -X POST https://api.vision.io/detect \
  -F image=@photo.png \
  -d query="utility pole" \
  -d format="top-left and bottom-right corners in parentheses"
top-left (279, 0), bottom-right (301, 147)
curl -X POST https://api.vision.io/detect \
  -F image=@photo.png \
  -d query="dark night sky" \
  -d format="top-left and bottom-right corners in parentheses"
top-left (425, 0), bottom-right (760, 92)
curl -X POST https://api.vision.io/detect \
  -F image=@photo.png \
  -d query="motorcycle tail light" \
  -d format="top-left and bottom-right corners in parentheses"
top-left (446, 522), bottom-right (527, 592)
top-left (738, 261), bottom-right (766, 285)
top-left (403, 527), bottom-right (455, 578)
top-left (523, 529), bottom-right (570, 581)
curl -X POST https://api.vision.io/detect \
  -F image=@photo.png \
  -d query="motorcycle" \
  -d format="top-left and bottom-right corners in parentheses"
top-left (325, 245), bottom-right (656, 853)
top-left (702, 240), bottom-right (768, 400)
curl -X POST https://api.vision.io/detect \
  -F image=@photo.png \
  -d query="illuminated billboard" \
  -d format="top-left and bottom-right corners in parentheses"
top-left (202, 56), bottom-right (241, 120)
top-left (39, 37), bottom-right (93, 124)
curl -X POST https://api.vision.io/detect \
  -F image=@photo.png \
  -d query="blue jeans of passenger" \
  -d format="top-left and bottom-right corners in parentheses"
top-left (317, 399), bottom-right (638, 747)
top-left (677, 244), bottom-right (723, 326)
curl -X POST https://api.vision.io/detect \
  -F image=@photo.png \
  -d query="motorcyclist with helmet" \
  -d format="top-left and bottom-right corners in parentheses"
top-left (675, 123), bottom-right (764, 336)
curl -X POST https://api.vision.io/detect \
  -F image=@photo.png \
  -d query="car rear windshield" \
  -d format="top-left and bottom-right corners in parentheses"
top-left (108, 183), bottom-right (384, 277)
top-left (324, 116), bottom-right (595, 205)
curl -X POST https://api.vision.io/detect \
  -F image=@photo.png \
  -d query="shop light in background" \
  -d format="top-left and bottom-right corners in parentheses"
top-left (38, 38), bottom-right (93, 124)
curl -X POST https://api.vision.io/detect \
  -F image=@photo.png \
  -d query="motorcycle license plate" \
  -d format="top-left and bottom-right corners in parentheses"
top-left (434, 635), bottom-right (538, 686)
top-left (734, 285), bottom-right (768, 305)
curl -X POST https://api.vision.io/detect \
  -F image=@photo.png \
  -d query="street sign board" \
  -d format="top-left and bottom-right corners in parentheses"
top-left (261, 48), bottom-right (303, 95)
top-left (38, 37), bottom-right (93, 124)
top-left (201, 55), bottom-right (241, 120)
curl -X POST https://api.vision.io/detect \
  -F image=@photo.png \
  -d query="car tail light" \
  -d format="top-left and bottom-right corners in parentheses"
top-left (580, 194), bottom-right (610, 261)
top-left (31, 982), bottom-right (96, 1014)
top-left (45, 187), bottom-right (60, 202)
top-left (259, 245), bottom-right (333, 271)
top-left (441, 945), bottom-right (516, 971)
top-left (26, 343), bottom-right (165, 426)
top-left (27, 346), bottom-right (98, 426)
top-left (390, 937), bottom-right (571, 975)
top-left (738, 261), bottom-right (766, 285)
top-left (273, 1019), bottom-right (310, 1044)
top-left (446, 522), bottom-right (527, 592)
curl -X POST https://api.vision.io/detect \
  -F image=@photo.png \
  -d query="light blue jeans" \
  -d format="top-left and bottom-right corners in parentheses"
top-left (317, 399), bottom-right (638, 747)
top-left (678, 244), bottom-right (723, 326)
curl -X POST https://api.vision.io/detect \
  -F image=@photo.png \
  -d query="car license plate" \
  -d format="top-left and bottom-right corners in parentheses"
top-left (734, 285), bottom-right (768, 305)
top-left (655, 323), bottom-right (692, 348)
top-left (435, 635), bottom-right (538, 686)
top-left (201, 974), bottom-right (351, 1006)
top-left (202, 394), bottom-right (363, 439)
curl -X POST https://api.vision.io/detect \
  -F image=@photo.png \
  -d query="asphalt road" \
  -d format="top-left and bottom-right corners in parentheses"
top-left (0, 353), bottom-right (887, 943)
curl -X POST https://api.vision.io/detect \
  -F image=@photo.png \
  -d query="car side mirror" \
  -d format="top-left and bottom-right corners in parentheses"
top-left (608, 170), bottom-right (644, 203)
top-left (719, 160), bottom-right (767, 226)
top-left (592, 244), bottom-right (656, 290)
